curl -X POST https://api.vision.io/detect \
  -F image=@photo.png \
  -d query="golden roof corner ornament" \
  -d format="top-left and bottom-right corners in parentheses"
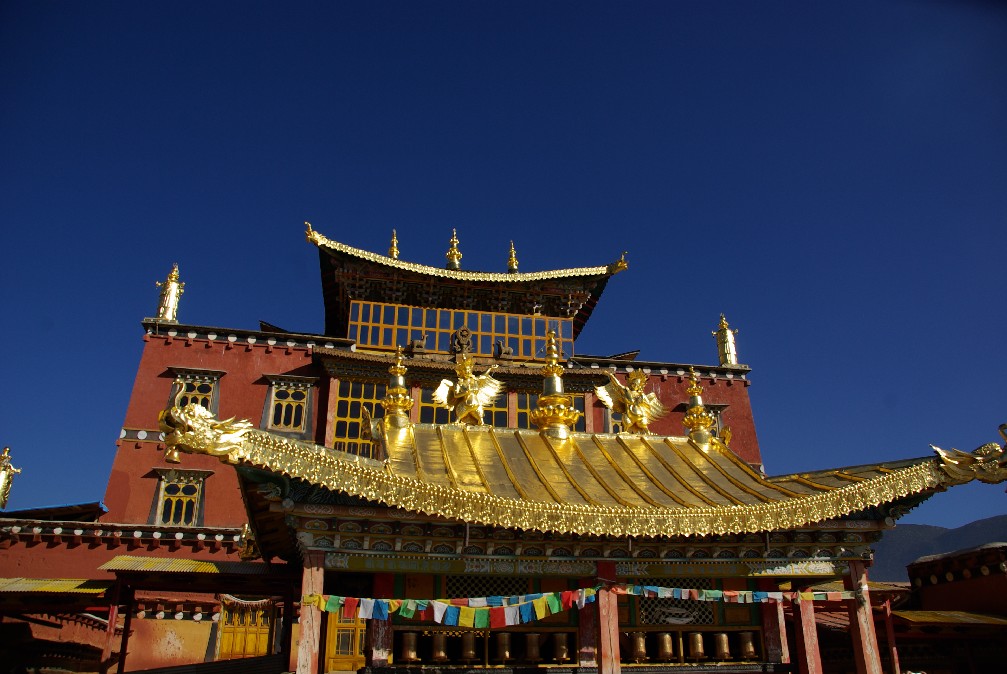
top-left (713, 314), bottom-right (740, 366)
top-left (159, 405), bottom-right (253, 465)
top-left (304, 221), bottom-right (320, 244)
top-left (0, 447), bottom-right (22, 510)
top-left (596, 369), bottom-right (666, 435)
top-left (388, 229), bottom-right (400, 260)
top-left (609, 251), bottom-right (629, 274)
top-left (446, 229), bottom-right (462, 270)
top-left (154, 264), bottom-right (184, 323)
top-left (932, 423), bottom-right (1007, 486)
top-left (530, 330), bottom-right (582, 439)
top-left (682, 368), bottom-right (717, 447)
top-left (432, 354), bottom-right (501, 425)
top-left (507, 241), bottom-right (519, 274)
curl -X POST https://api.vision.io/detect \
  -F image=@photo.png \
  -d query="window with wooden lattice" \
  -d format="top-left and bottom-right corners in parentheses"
top-left (168, 368), bottom-right (224, 414)
top-left (264, 375), bottom-right (315, 434)
top-left (151, 468), bottom-right (211, 527)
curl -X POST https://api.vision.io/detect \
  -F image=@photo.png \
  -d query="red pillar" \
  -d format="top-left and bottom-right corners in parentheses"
top-left (367, 573), bottom-right (394, 667)
top-left (101, 580), bottom-right (121, 673)
top-left (760, 600), bottom-right (790, 663)
top-left (578, 584), bottom-right (598, 666)
top-left (596, 562), bottom-right (620, 674)
top-left (882, 599), bottom-right (901, 674)
top-left (297, 551), bottom-right (325, 674)
top-left (845, 561), bottom-right (883, 674)
top-left (116, 587), bottom-right (134, 674)
top-left (792, 596), bottom-right (823, 674)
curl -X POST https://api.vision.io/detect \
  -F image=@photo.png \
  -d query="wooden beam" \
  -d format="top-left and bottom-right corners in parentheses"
top-left (116, 587), bottom-right (134, 674)
top-left (100, 580), bottom-right (121, 674)
top-left (793, 596), bottom-right (823, 674)
top-left (596, 561), bottom-right (620, 674)
top-left (760, 599), bottom-right (790, 664)
top-left (296, 551), bottom-right (325, 674)
top-left (845, 560), bottom-right (883, 674)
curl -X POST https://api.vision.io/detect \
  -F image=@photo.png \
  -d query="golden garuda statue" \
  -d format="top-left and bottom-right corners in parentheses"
top-left (0, 447), bottom-right (22, 510)
top-left (596, 370), bottom-right (667, 434)
top-left (433, 355), bottom-right (502, 425)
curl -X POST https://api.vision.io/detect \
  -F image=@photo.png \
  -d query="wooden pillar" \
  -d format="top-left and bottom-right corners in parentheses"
top-left (596, 562), bottom-right (620, 674)
top-left (844, 561), bottom-right (883, 674)
top-left (881, 598), bottom-right (900, 674)
top-left (366, 573), bottom-right (394, 667)
top-left (116, 587), bottom-right (134, 674)
top-left (297, 551), bottom-right (325, 674)
top-left (792, 596), bottom-right (823, 674)
top-left (282, 586), bottom-right (296, 667)
top-left (578, 591), bottom-right (598, 666)
top-left (760, 599), bottom-right (790, 663)
top-left (324, 377), bottom-right (340, 447)
top-left (101, 580), bottom-right (122, 673)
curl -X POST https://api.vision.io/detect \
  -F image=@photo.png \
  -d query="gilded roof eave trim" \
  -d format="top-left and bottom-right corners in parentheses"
top-left (307, 226), bottom-right (625, 283)
top-left (159, 406), bottom-right (1007, 538)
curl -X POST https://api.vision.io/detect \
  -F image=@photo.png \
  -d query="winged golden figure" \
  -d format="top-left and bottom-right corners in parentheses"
top-left (596, 370), bottom-right (667, 434)
top-left (433, 355), bottom-right (502, 425)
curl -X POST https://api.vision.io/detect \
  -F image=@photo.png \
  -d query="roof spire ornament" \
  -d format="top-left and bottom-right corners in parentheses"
top-left (682, 368), bottom-right (717, 448)
top-left (155, 264), bottom-right (184, 322)
top-left (507, 241), bottom-right (519, 273)
top-left (713, 314), bottom-right (740, 367)
top-left (446, 229), bottom-right (462, 270)
top-left (529, 331), bottom-right (582, 439)
top-left (0, 447), bottom-right (22, 510)
top-left (380, 346), bottom-right (414, 427)
top-left (388, 229), bottom-right (400, 260)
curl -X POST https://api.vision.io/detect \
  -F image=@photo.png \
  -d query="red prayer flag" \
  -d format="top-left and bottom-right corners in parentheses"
top-left (561, 590), bottom-right (575, 610)
top-left (490, 606), bottom-right (507, 628)
top-left (342, 596), bottom-right (359, 619)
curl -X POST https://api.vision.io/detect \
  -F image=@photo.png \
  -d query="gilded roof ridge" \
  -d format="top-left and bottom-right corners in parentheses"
top-left (306, 223), bottom-right (627, 282)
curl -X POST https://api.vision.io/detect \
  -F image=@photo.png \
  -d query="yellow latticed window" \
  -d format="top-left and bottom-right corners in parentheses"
top-left (325, 613), bottom-right (366, 671)
top-left (332, 380), bottom-right (386, 458)
top-left (218, 596), bottom-right (275, 659)
top-left (168, 369), bottom-right (223, 413)
top-left (153, 469), bottom-right (208, 527)
top-left (347, 300), bottom-right (574, 361)
top-left (266, 377), bottom-right (314, 432)
top-left (517, 393), bottom-right (586, 432)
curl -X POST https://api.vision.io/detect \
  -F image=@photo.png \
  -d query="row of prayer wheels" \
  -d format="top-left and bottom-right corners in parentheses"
top-left (624, 630), bottom-right (759, 662)
top-left (399, 631), bottom-right (572, 664)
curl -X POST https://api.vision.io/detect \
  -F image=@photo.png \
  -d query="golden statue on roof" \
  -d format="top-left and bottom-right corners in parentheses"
top-left (433, 355), bottom-right (502, 425)
top-left (155, 264), bottom-right (184, 322)
top-left (0, 447), bottom-right (22, 509)
top-left (596, 370), bottom-right (667, 434)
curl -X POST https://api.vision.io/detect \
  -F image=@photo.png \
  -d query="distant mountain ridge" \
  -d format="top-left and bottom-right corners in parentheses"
top-left (870, 514), bottom-right (1007, 581)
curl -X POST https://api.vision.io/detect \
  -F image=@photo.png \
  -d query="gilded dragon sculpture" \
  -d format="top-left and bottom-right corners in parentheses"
top-left (931, 423), bottom-right (1007, 485)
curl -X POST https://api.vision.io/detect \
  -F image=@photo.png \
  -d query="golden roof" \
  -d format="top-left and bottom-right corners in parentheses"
top-left (98, 555), bottom-right (272, 575)
top-left (0, 578), bottom-right (112, 594)
top-left (305, 222), bottom-right (627, 283)
top-left (159, 404), bottom-right (1007, 537)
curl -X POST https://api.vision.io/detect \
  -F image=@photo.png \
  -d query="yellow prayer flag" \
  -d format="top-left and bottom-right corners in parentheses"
top-left (459, 606), bottom-right (476, 627)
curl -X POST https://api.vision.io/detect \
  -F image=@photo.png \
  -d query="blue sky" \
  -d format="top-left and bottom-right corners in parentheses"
top-left (1, 2), bottom-right (1005, 527)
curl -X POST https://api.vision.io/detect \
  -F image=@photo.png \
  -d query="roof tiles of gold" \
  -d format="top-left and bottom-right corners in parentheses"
top-left (159, 404), bottom-right (1007, 537)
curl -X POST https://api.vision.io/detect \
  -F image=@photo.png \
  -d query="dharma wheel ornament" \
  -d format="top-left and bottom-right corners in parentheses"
top-left (155, 263), bottom-right (184, 322)
top-left (0, 447), bottom-right (22, 510)
top-left (682, 368), bottom-right (717, 448)
top-left (445, 228), bottom-right (462, 270)
top-left (529, 331), bottom-right (582, 439)
top-left (713, 314), bottom-right (740, 366)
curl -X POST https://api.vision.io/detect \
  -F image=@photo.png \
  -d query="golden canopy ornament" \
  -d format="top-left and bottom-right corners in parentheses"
top-left (595, 369), bottom-right (667, 434)
top-left (432, 355), bottom-right (502, 425)
top-left (0, 447), bottom-right (22, 510)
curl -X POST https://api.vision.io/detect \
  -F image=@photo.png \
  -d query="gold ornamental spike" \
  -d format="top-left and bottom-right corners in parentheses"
top-left (0, 447), bottom-right (22, 510)
top-left (381, 346), bottom-right (414, 427)
top-left (529, 331), bottom-right (582, 439)
top-left (713, 314), bottom-right (740, 366)
top-left (446, 229), bottom-right (462, 270)
top-left (508, 241), bottom-right (519, 273)
top-left (155, 264), bottom-right (185, 323)
top-left (682, 368), bottom-right (716, 448)
top-left (388, 229), bottom-right (400, 260)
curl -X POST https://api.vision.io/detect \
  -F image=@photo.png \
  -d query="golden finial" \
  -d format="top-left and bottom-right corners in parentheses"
top-left (381, 346), bottom-right (414, 426)
top-left (713, 314), bottom-right (740, 366)
top-left (609, 251), bottom-right (629, 274)
top-left (530, 331), bottom-right (582, 439)
top-left (388, 229), bottom-right (400, 259)
top-left (0, 447), bottom-right (22, 510)
top-left (446, 229), bottom-right (462, 270)
top-left (155, 263), bottom-right (185, 322)
top-left (682, 368), bottom-right (716, 447)
top-left (507, 241), bottom-right (519, 273)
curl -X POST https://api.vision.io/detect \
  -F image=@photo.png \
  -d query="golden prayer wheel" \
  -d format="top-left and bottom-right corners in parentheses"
top-left (738, 631), bottom-right (757, 660)
top-left (552, 632), bottom-right (570, 663)
top-left (525, 632), bottom-right (542, 662)
top-left (496, 632), bottom-right (512, 662)
top-left (399, 631), bottom-right (419, 662)
top-left (431, 632), bottom-right (449, 662)
top-left (713, 632), bottom-right (732, 661)
top-left (460, 631), bottom-right (478, 662)
top-left (656, 632), bottom-right (675, 661)
top-left (688, 632), bottom-right (707, 661)
top-left (630, 632), bottom-right (647, 663)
